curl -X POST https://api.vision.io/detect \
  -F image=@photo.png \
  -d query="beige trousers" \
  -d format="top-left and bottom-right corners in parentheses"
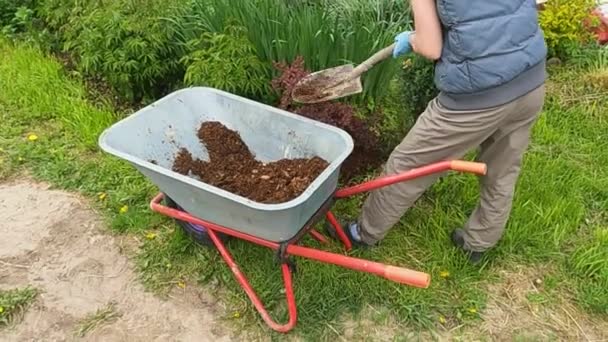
top-left (358, 86), bottom-right (546, 251)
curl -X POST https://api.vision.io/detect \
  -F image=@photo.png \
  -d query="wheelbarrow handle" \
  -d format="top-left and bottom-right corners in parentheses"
top-left (287, 244), bottom-right (430, 288)
top-left (450, 160), bottom-right (487, 175)
top-left (384, 266), bottom-right (430, 288)
top-left (335, 160), bottom-right (487, 198)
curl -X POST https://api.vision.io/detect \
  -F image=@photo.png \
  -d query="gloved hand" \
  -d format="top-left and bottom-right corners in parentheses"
top-left (393, 31), bottom-right (413, 58)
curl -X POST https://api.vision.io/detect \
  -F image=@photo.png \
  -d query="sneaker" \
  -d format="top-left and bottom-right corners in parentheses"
top-left (325, 221), bottom-right (372, 247)
top-left (451, 229), bottom-right (485, 265)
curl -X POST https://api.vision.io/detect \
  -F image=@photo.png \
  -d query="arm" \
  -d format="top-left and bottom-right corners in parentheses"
top-left (409, 0), bottom-right (443, 60)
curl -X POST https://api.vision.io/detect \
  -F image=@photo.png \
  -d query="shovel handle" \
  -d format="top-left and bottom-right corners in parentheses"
top-left (350, 43), bottom-right (396, 79)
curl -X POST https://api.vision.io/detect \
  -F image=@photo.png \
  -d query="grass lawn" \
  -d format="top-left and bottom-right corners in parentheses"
top-left (1, 39), bottom-right (606, 339)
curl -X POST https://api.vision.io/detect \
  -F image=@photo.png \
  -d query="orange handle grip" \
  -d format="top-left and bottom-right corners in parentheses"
top-left (450, 161), bottom-right (487, 175)
top-left (383, 266), bottom-right (431, 288)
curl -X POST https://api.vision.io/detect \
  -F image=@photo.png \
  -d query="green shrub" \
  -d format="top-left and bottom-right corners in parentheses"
top-left (1, 0), bottom-right (37, 37)
top-left (35, 0), bottom-right (91, 31)
top-left (400, 55), bottom-right (438, 119)
top-left (539, 0), bottom-right (598, 58)
top-left (182, 26), bottom-right (271, 100)
top-left (0, 0), bottom-right (29, 26)
top-left (33, 0), bottom-right (94, 50)
top-left (1, 6), bottom-right (32, 36)
top-left (54, 0), bottom-right (190, 102)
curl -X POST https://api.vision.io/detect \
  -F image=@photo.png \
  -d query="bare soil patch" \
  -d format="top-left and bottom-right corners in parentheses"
top-left (0, 180), bottom-right (233, 341)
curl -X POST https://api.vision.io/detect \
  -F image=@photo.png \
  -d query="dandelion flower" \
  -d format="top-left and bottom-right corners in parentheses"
top-left (467, 307), bottom-right (477, 314)
top-left (27, 134), bottom-right (38, 141)
top-left (119, 205), bottom-right (129, 214)
top-left (98, 192), bottom-right (107, 200)
top-left (177, 281), bottom-right (186, 289)
top-left (439, 270), bottom-right (450, 278)
top-left (145, 232), bottom-right (157, 240)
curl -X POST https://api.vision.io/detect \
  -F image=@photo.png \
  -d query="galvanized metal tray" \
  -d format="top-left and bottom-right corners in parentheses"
top-left (99, 88), bottom-right (354, 242)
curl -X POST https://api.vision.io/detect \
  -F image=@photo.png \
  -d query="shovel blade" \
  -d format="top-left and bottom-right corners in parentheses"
top-left (291, 64), bottom-right (363, 104)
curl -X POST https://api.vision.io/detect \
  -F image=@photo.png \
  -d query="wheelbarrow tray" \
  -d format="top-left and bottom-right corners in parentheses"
top-left (99, 87), bottom-right (354, 242)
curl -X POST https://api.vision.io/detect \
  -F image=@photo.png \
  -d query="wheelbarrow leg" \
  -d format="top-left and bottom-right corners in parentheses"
top-left (308, 229), bottom-right (329, 244)
top-left (325, 211), bottom-right (352, 251)
top-left (206, 228), bottom-right (297, 333)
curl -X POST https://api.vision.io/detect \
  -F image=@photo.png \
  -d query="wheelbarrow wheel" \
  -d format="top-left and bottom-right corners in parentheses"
top-left (163, 194), bottom-right (229, 247)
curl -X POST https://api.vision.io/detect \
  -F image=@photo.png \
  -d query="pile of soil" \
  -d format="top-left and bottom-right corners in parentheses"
top-left (172, 122), bottom-right (328, 204)
top-left (291, 75), bottom-right (334, 101)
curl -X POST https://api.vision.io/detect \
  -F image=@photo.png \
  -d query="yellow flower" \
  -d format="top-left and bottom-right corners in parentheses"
top-left (18, 157), bottom-right (24, 161)
top-left (467, 307), bottom-right (477, 314)
top-left (145, 232), bottom-right (157, 240)
top-left (119, 205), bottom-right (129, 214)
top-left (177, 281), bottom-right (186, 289)
top-left (233, 311), bottom-right (241, 318)
top-left (439, 270), bottom-right (450, 278)
top-left (27, 134), bottom-right (38, 141)
top-left (98, 192), bottom-right (107, 200)
top-left (0, 306), bottom-right (4, 313)
top-left (438, 315), bottom-right (446, 324)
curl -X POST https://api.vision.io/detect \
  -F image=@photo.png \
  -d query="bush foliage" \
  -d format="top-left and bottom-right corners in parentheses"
top-left (56, 1), bottom-right (189, 102)
top-left (539, 0), bottom-right (599, 58)
top-left (182, 26), bottom-right (272, 100)
top-left (400, 55), bottom-right (438, 119)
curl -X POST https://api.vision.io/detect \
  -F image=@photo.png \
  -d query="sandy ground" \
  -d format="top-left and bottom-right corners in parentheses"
top-left (0, 180), bottom-right (233, 342)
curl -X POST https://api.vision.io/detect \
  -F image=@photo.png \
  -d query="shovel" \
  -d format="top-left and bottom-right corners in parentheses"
top-left (292, 43), bottom-right (395, 104)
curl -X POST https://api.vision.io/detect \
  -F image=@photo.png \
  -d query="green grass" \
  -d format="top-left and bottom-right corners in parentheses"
top-left (74, 301), bottom-right (122, 337)
top-left (0, 287), bottom-right (38, 327)
top-left (0, 38), bottom-right (606, 339)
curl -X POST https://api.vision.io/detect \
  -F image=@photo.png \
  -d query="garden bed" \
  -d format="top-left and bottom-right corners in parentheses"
top-left (172, 121), bottom-right (328, 204)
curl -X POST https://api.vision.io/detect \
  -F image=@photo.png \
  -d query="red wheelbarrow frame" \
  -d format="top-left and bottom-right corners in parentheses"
top-left (150, 160), bottom-right (487, 333)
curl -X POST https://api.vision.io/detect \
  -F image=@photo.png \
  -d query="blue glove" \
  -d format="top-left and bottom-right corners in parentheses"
top-left (393, 31), bottom-right (413, 58)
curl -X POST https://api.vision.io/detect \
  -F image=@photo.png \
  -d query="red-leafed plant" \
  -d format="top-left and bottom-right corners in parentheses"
top-left (272, 57), bottom-right (383, 180)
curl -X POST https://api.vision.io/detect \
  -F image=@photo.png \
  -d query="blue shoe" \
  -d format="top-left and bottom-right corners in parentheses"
top-left (325, 221), bottom-right (372, 247)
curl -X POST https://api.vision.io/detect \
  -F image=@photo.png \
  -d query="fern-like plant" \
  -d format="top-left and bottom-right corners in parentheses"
top-left (182, 26), bottom-right (271, 100)
top-left (58, 0), bottom-right (190, 102)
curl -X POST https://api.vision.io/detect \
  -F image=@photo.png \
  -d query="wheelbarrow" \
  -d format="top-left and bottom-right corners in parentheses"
top-left (98, 88), bottom-right (487, 333)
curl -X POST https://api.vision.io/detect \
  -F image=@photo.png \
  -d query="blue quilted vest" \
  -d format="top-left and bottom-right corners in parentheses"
top-left (435, 0), bottom-right (547, 109)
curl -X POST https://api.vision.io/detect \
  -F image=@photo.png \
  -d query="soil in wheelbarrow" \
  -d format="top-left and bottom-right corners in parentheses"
top-left (172, 122), bottom-right (329, 204)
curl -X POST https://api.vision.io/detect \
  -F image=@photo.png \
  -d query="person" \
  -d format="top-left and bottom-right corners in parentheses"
top-left (338, 0), bottom-right (547, 264)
